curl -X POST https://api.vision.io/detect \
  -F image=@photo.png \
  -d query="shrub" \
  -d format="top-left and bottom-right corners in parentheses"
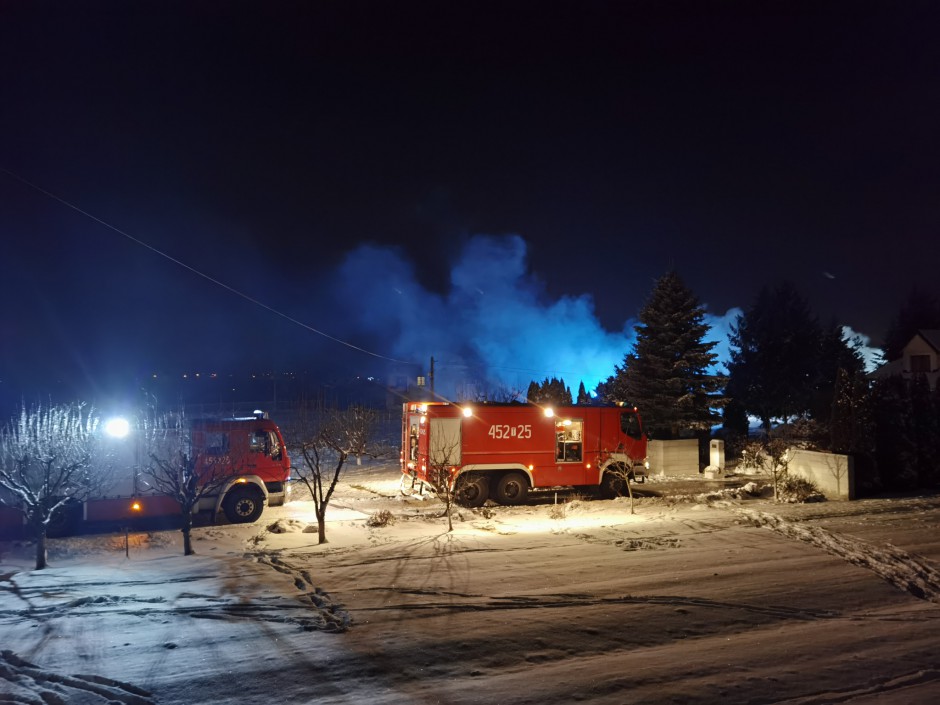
top-left (366, 509), bottom-right (396, 527)
top-left (777, 475), bottom-right (824, 503)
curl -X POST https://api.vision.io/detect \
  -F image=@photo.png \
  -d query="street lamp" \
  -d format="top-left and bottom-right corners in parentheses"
top-left (104, 416), bottom-right (130, 439)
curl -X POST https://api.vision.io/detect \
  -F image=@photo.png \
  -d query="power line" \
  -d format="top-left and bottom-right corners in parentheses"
top-left (2, 167), bottom-right (606, 386)
top-left (1, 167), bottom-right (415, 365)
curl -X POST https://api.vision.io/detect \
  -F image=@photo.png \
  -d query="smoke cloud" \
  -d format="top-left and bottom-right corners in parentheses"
top-left (325, 235), bottom-right (746, 399)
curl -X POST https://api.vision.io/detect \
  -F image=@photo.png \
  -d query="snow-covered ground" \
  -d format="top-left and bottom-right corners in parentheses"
top-left (3, 462), bottom-right (940, 704)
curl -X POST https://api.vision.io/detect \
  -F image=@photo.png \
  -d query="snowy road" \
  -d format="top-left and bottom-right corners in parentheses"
top-left (3, 467), bottom-right (940, 704)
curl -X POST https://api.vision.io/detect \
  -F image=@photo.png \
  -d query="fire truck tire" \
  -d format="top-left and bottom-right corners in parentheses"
top-left (223, 486), bottom-right (264, 524)
top-left (495, 472), bottom-right (529, 505)
top-left (600, 467), bottom-right (633, 499)
top-left (455, 474), bottom-right (489, 508)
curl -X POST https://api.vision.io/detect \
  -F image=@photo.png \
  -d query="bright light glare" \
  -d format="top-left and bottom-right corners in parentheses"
top-left (544, 408), bottom-right (554, 418)
top-left (462, 407), bottom-right (473, 417)
top-left (104, 417), bottom-right (130, 438)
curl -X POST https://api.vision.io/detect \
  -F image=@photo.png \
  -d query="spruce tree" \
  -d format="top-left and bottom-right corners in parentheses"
top-left (526, 380), bottom-right (540, 404)
top-left (526, 377), bottom-right (572, 406)
top-left (605, 271), bottom-right (723, 438)
top-left (872, 375), bottom-right (917, 490)
top-left (830, 368), bottom-right (872, 455)
top-left (812, 321), bottom-right (866, 426)
top-left (727, 282), bottom-right (822, 430)
top-left (576, 381), bottom-right (591, 405)
top-left (909, 375), bottom-right (940, 488)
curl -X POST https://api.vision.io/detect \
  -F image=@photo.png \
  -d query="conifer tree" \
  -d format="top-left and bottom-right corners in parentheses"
top-left (726, 282), bottom-right (822, 430)
top-left (812, 321), bottom-right (866, 426)
top-left (576, 381), bottom-right (591, 405)
top-left (605, 271), bottom-right (724, 438)
top-left (830, 368), bottom-right (873, 456)
top-left (525, 377), bottom-right (572, 406)
top-left (526, 380), bottom-right (540, 404)
top-left (909, 375), bottom-right (940, 488)
top-left (872, 375), bottom-right (917, 490)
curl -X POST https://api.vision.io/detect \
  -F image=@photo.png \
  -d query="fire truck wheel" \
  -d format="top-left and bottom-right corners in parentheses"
top-left (600, 468), bottom-right (632, 499)
top-left (495, 472), bottom-right (529, 505)
top-left (223, 486), bottom-right (264, 524)
top-left (455, 474), bottom-right (489, 508)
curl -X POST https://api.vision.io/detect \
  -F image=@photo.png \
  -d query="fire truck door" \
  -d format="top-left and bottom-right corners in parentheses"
top-left (429, 417), bottom-right (462, 466)
top-left (408, 414), bottom-right (422, 461)
top-left (247, 428), bottom-right (282, 477)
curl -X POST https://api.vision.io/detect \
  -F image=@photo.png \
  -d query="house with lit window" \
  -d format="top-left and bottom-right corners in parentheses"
top-left (870, 329), bottom-right (940, 389)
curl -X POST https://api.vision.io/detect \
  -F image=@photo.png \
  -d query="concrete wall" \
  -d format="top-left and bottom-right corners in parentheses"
top-left (648, 439), bottom-right (700, 476)
top-left (788, 448), bottom-right (855, 500)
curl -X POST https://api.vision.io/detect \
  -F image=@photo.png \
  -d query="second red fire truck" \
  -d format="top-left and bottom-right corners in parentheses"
top-left (401, 401), bottom-right (648, 506)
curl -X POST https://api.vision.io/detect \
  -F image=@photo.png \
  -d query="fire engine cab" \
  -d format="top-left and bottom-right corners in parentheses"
top-left (401, 402), bottom-right (648, 506)
top-left (0, 413), bottom-right (291, 538)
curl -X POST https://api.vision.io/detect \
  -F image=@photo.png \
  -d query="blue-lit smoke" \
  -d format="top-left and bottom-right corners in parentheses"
top-left (327, 235), bottom-right (747, 399)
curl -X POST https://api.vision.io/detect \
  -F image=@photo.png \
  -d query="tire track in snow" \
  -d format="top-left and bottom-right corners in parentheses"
top-left (776, 667), bottom-right (940, 704)
top-left (351, 586), bottom-right (837, 621)
top-left (739, 509), bottom-right (940, 604)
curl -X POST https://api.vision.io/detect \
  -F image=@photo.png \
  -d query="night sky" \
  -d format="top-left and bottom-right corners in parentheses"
top-left (2, 1), bottom-right (939, 410)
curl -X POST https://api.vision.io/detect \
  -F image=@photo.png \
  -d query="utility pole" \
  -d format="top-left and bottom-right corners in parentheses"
top-left (429, 356), bottom-right (435, 397)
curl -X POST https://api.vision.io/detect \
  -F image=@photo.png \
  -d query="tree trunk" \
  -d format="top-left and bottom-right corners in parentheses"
top-left (626, 473), bottom-right (635, 515)
top-left (316, 508), bottom-right (328, 544)
top-left (35, 527), bottom-right (48, 570)
top-left (181, 509), bottom-right (195, 556)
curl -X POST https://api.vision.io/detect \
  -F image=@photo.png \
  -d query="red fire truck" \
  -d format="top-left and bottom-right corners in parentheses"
top-left (400, 402), bottom-right (648, 506)
top-left (0, 413), bottom-right (291, 537)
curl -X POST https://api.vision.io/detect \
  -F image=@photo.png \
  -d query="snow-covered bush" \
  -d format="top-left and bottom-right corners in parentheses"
top-left (777, 475), bottom-right (825, 503)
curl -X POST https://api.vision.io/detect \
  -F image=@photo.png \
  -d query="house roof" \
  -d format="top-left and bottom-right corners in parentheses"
top-left (868, 329), bottom-right (940, 380)
top-left (868, 357), bottom-right (903, 380)
top-left (918, 329), bottom-right (940, 353)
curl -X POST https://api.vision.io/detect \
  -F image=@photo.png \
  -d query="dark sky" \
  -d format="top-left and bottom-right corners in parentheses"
top-left (2, 1), bottom-right (939, 408)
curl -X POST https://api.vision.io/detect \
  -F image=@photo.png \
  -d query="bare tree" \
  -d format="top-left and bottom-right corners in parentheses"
top-left (0, 403), bottom-right (104, 569)
top-left (424, 436), bottom-right (466, 532)
top-left (599, 457), bottom-right (637, 515)
top-left (142, 411), bottom-right (237, 556)
top-left (824, 453), bottom-right (850, 498)
top-left (743, 437), bottom-right (791, 501)
top-left (287, 404), bottom-right (380, 544)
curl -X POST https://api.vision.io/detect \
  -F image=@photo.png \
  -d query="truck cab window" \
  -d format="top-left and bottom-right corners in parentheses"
top-left (250, 431), bottom-right (267, 453)
top-left (204, 432), bottom-right (229, 456)
top-left (555, 420), bottom-right (583, 462)
top-left (621, 412), bottom-right (641, 440)
top-left (267, 431), bottom-right (282, 460)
